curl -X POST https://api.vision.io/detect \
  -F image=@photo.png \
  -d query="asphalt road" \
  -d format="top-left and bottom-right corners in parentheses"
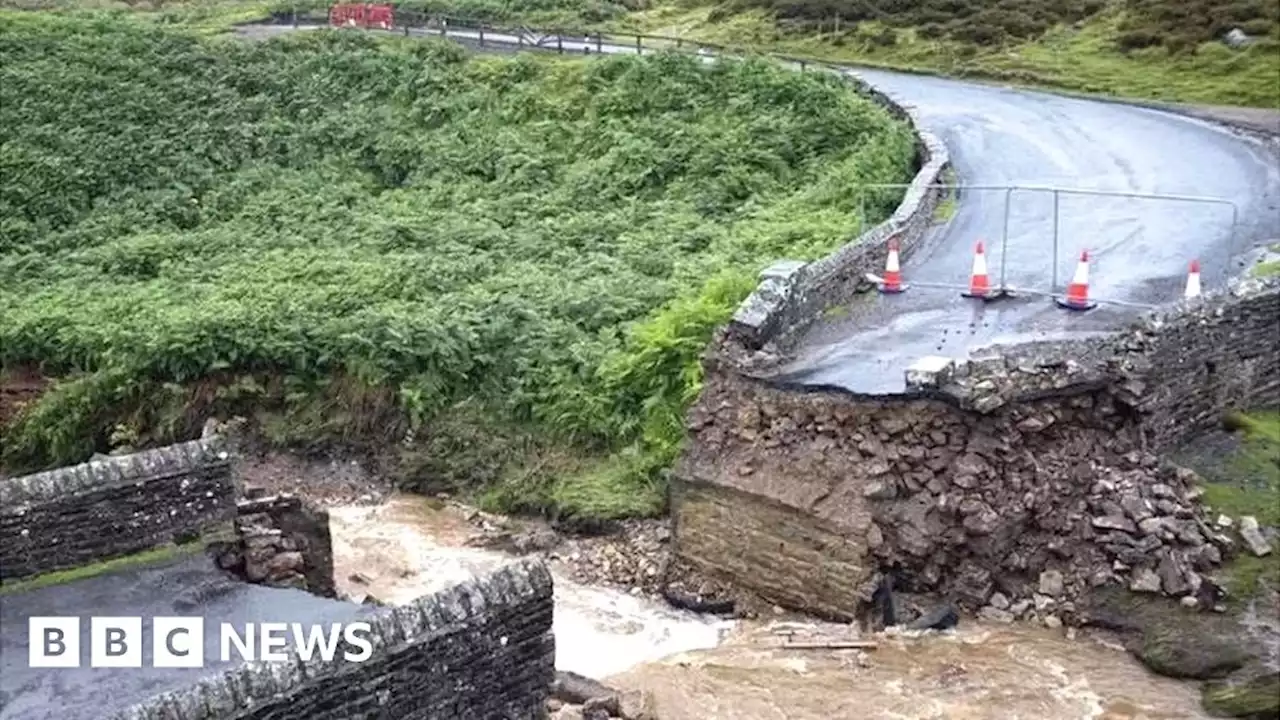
top-left (773, 70), bottom-right (1280, 392)
top-left (0, 555), bottom-right (374, 720)
top-left (244, 22), bottom-right (1280, 393)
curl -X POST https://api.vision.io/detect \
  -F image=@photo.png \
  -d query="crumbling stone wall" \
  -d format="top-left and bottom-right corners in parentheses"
top-left (906, 276), bottom-right (1280, 448)
top-left (0, 439), bottom-right (238, 581)
top-left (214, 493), bottom-right (337, 598)
top-left (725, 70), bottom-right (950, 355)
top-left (1132, 277), bottom-right (1280, 448)
top-left (112, 559), bottom-right (556, 720)
top-left (674, 366), bottom-right (1231, 622)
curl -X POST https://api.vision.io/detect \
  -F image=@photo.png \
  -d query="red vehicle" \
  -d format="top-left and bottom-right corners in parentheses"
top-left (329, 4), bottom-right (394, 29)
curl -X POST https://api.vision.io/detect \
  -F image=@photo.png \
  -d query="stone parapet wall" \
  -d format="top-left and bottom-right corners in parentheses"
top-left (725, 71), bottom-right (951, 354)
top-left (113, 559), bottom-right (556, 720)
top-left (904, 275), bottom-right (1280, 448)
top-left (0, 439), bottom-right (238, 581)
top-left (1131, 275), bottom-right (1280, 448)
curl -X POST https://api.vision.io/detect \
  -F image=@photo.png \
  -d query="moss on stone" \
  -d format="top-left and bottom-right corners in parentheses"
top-left (1202, 672), bottom-right (1280, 718)
top-left (1138, 624), bottom-right (1252, 680)
top-left (0, 541), bottom-right (206, 595)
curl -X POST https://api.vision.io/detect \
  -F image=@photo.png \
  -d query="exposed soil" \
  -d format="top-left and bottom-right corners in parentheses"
top-left (235, 450), bottom-right (393, 507)
top-left (0, 365), bottom-right (53, 479)
top-left (0, 365), bottom-right (50, 432)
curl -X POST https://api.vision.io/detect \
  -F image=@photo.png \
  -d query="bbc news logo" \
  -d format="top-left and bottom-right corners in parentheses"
top-left (28, 617), bottom-right (374, 668)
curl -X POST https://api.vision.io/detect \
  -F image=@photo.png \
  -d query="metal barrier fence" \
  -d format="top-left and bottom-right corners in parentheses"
top-left (275, 7), bottom-right (883, 72)
top-left (854, 182), bottom-right (1239, 307)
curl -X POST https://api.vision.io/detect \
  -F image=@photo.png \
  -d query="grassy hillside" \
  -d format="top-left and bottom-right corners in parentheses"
top-left (611, 2), bottom-right (1280, 108)
top-left (0, 13), bottom-right (916, 518)
top-left (5, 0), bottom-right (1276, 106)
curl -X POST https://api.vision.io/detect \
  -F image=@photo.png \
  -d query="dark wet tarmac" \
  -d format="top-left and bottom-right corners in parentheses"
top-left (773, 71), bottom-right (1280, 393)
top-left (0, 555), bottom-right (373, 720)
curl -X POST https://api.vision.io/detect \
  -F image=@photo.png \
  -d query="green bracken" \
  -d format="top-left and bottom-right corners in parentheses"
top-left (0, 13), bottom-right (916, 519)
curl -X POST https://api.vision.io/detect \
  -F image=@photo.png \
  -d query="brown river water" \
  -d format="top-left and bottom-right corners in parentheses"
top-left (329, 494), bottom-right (1210, 720)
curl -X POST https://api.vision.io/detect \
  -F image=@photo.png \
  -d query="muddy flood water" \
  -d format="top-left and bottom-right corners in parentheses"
top-left (329, 494), bottom-right (1212, 720)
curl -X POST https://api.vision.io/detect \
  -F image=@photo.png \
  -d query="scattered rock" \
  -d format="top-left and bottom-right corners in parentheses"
top-left (618, 689), bottom-right (658, 720)
top-left (979, 606), bottom-right (1015, 623)
top-left (1043, 615), bottom-right (1063, 629)
top-left (583, 695), bottom-right (620, 718)
top-left (1223, 27), bottom-right (1253, 49)
top-left (552, 706), bottom-right (586, 720)
top-left (907, 603), bottom-right (960, 631)
top-left (1009, 599), bottom-right (1033, 618)
top-left (1139, 625), bottom-right (1251, 680)
top-left (1094, 515), bottom-right (1138, 534)
top-left (1130, 568), bottom-right (1163, 594)
top-left (988, 592), bottom-right (1010, 610)
top-left (1238, 516), bottom-right (1272, 557)
top-left (1157, 553), bottom-right (1191, 596)
top-left (552, 671), bottom-right (620, 707)
top-left (863, 480), bottom-right (897, 500)
top-left (1038, 570), bottom-right (1065, 597)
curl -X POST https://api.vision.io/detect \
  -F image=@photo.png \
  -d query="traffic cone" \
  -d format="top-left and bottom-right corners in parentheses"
top-left (1055, 250), bottom-right (1097, 311)
top-left (1185, 259), bottom-right (1202, 298)
top-left (879, 238), bottom-right (906, 294)
top-left (961, 241), bottom-right (993, 299)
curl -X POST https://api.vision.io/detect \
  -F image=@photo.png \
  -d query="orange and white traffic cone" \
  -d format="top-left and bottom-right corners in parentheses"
top-left (961, 240), bottom-right (993, 299)
top-left (1185, 259), bottom-right (1202, 298)
top-left (878, 238), bottom-right (907, 294)
top-left (1055, 250), bottom-right (1097, 311)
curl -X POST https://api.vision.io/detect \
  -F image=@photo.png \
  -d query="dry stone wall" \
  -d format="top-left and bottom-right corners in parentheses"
top-left (725, 70), bottom-right (951, 355)
top-left (906, 275), bottom-right (1280, 447)
top-left (674, 275), bottom-right (1280, 622)
top-left (0, 439), bottom-right (238, 581)
top-left (112, 559), bottom-right (556, 720)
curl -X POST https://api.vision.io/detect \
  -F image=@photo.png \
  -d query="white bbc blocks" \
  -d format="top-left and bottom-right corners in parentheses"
top-left (28, 616), bottom-right (205, 668)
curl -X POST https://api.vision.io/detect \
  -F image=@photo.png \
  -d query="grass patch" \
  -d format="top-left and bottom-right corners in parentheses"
top-left (1255, 261), bottom-right (1280, 277)
top-left (932, 167), bottom-right (958, 223)
top-left (1193, 412), bottom-right (1280, 597)
top-left (0, 541), bottom-right (205, 595)
top-left (0, 13), bottom-right (915, 519)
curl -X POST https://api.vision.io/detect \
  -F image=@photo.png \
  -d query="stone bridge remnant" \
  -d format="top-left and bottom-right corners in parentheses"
top-left (672, 270), bottom-right (1280, 622)
top-left (111, 559), bottom-right (555, 720)
top-left (670, 64), bottom-right (1280, 620)
top-left (1, 439), bottom-right (557, 719)
top-left (214, 492), bottom-right (339, 598)
top-left (0, 439), bottom-right (238, 581)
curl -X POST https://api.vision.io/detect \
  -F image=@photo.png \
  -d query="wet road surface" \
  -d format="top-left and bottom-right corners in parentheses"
top-left (0, 555), bottom-right (374, 720)
top-left (772, 71), bottom-right (1280, 393)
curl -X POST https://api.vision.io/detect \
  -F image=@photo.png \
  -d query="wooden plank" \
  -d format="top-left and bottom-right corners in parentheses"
top-left (781, 641), bottom-right (878, 650)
